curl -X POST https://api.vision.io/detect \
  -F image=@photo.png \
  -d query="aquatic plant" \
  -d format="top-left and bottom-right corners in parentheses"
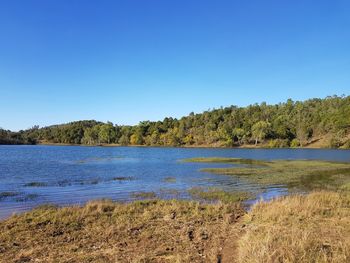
top-left (163, 177), bottom-right (176, 183)
top-left (0, 192), bottom-right (19, 200)
top-left (185, 157), bottom-right (350, 191)
top-left (24, 182), bottom-right (48, 187)
top-left (113, 176), bottom-right (134, 181)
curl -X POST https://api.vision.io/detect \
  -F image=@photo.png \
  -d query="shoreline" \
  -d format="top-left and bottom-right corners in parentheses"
top-left (1, 191), bottom-right (349, 262)
top-left (4, 142), bottom-right (346, 150)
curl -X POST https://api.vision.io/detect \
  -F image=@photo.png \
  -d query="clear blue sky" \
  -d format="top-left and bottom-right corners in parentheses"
top-left (1, 1), bottom-right (349, 131)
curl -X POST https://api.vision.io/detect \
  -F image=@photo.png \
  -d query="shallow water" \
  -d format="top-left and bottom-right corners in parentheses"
top-left (0, 145), bottom-right (350, 219)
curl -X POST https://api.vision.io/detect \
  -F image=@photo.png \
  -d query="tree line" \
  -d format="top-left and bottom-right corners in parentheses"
top-left (1, 95), bottom-right (349, 148)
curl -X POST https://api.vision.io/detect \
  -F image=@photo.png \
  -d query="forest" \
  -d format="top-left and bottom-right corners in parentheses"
top-left (1, 95), bottom-right (350, 148)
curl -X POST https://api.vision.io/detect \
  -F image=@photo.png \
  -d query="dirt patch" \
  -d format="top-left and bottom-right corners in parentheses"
top-left (221, 222), bottom-right (245, 263)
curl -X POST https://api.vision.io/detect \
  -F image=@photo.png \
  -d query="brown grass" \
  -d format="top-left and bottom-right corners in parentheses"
top-left (0, 200), bottom-right (243, 263)
top-left (1, 192), bottom-right (350, 262)
top-left (188, 187), bottom-right (250, 203)
top-left (238, 191), bottom-right (350, 263)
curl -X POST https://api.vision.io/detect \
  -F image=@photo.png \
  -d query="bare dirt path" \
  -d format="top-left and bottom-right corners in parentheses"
top-left (220, 218), bottom-right (245, 263)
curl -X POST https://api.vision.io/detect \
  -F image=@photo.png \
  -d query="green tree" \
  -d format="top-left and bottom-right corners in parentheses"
top-left (98, 124), bottom-right (116, 144)
top-left (252, 121), bottom-right (271, 145)
top-left (232, 128), bottom-right (245, 145)
top-left (82, 127), bottom-right (98, 145)
top-left (130, 132), bottom-right (143, 145)
top-left (118, 134), bottom-right (129, 145)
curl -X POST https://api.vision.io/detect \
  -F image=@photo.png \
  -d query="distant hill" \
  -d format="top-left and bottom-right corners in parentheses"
top-left (1, 95), bottom-right (350, 148)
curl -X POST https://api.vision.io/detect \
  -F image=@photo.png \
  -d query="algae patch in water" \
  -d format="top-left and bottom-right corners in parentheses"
top-left (0, 192), bottom-right (20, 200)
top-left (0, 192), bottom-right (39, 202)
top-left (183, 157), bottom-right (268, 166)
top-left (113, 176), bottom-right (134, 181)
top-left (163, 177), bottom-right (176, 183)
top-left (24, 182), bottom-right (48, 187)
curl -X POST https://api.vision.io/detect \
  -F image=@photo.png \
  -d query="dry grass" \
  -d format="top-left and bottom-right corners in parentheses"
top-left (1, 192), bottom-right (350, 262)
top-left (0, 199), bottom-right (243, 263)
top-left (188, 187), bottom-right (250, 203)
top-left (238, 191), bottom-right (350, 263)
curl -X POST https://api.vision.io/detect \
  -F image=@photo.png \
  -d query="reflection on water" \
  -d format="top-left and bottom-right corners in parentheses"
top-left (0, 145), bottom-right (349, 219)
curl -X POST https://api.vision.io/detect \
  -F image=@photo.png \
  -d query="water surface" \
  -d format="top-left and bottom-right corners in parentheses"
top-left (1, 145), bottom-right (350, 219)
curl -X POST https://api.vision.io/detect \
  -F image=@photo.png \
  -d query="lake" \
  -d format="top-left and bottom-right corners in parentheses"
top-left (1, 145), bottom-right (350, 219)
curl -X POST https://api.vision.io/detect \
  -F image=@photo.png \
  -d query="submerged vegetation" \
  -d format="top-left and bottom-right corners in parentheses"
top-left (15, 194), bottom-right (39, 202)
top-left (163, 177), bottom-right (176, 183)
top-left (0, 192), bottom-right (19, 200)
top-left (1, 192), bottom-right (349, 262)
top-left (185, 157), bottom-right (350, 191)
top-left (1, 95), bottom-right (350, 148)
top-left (112, 176), bottom-right (134, 181)
top-left (0, 192), bottom-right (39, 202)
top-left (24, 182), bottom-right (48, 187)
top-left (183, 157), bottom-right (268, 166)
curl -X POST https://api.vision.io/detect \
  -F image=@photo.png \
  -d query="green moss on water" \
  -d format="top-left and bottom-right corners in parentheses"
top-left (184, 157), bottom-right (350, 191)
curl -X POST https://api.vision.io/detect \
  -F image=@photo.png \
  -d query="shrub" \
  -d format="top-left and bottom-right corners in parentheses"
top-left (267, 139), bottom-right (289, 148)
top-left (290, 138), bottom-right (300, 148)
top-left (342, 139), bottom-right (350, 149)
top-left (329, 131), bottom-right (345, 148)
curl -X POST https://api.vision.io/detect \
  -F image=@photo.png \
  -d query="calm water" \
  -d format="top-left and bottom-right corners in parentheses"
top-left (1, 145), bottom-right (350, 219)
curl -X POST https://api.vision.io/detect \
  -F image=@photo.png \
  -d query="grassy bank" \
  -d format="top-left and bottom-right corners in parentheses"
top-left (184, 157), bottom-right (350, 191)
top-left (1, 192), bottom-right (350, 262)
top-left (0, 200), bottom-right (243, 263)
top-left (238, 191), bottom-right (350, 263)
top-left (2, 158), bottom-right (350, 262)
